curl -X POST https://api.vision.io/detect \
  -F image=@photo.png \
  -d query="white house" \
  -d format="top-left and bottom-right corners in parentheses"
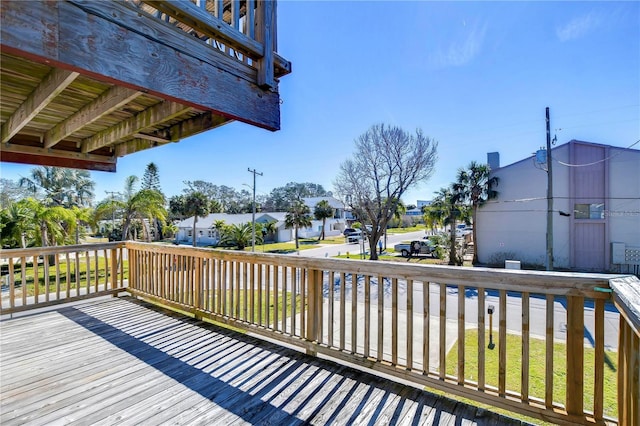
top-left (299, 197), bottom-right (350, 238)
top-left (476, 140), bottom-right (640, 272)
top-left (175, 197), bottom-right (350, 245)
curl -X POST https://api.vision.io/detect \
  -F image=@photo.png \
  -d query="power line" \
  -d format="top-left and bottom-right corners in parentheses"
top-left (552, 139), bottom-right (640, 168)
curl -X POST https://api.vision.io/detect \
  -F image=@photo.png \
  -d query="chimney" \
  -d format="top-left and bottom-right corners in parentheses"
top-left (487, 152), bottom-right (500, 170)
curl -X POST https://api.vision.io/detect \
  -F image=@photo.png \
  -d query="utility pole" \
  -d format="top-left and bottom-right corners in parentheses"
top-left (248, 168), bottom-right (263, 252)
top-left (545, 107), bottom-right (554, 271)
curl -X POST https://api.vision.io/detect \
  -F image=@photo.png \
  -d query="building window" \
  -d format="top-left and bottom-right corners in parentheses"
top-left (187, 230), bottom-right (192, 237)
top-left (574, 203), bottom-right (604, 219)
top-left (208, 230), bottom-right (215, 238)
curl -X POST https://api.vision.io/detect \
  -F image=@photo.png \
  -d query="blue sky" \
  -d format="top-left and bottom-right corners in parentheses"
top-left (2, 1), bottom-right (638, 205)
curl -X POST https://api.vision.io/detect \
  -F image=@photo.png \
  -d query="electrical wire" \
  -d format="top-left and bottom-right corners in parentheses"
top-left (553, 139), bottom-right (640, 167)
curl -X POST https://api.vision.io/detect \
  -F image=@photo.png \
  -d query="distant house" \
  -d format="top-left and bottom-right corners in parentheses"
top-left (476, 140), bottom-right (640, 272)
top-left (176, 197), bottom-right (350, 245)
top-left (176, 213), bottom-right (286, 246)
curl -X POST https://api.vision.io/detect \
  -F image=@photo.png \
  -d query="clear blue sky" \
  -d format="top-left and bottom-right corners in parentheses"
top-left (2, 1), bottom-right (638, 205)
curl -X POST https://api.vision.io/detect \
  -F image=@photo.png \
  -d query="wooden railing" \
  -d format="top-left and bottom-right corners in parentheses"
top-left (125, 242), bottom-right (639, 425)
top-left (126, 0), bottom-right (291, 89)
top-left (0, 242), bottom-right (127, 314)
top-left (2, 241), bottom-right (638, 425)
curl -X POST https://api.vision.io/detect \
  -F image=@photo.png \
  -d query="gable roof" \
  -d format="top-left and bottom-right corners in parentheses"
top-left (303, 196), bottom-right (345, 209)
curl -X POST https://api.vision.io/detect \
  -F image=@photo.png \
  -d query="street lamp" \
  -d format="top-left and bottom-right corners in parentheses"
top-left (247, 168), bottom-right (263, 252)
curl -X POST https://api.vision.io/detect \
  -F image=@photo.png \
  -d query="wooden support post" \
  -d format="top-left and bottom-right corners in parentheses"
top-left (256, 0), bottom-right (274, 89)
top-left (306, 268), bottom-right (322, 356)
top-left (566, 296), bottom-right (584, 416)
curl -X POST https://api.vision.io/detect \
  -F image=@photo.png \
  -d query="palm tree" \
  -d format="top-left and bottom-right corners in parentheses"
top-left (17, 198), bottom-right (77, 248)
top-left (220, 223), bottom-right (258, 250)
top-left (0, 202), bottom-right (33, 248)
top-left (183, 191), bottom-right (210, 246)
top-left (212, 219), bottom-right (226, 245)
top-left (94, 176), bottom-right (166, 242)
top-left (285, 200), bottom-right (312, 250)
top-left (313, 200), bottom-right (334, 240)
top-left (429, 187), bottom-right (468, 265)
top-left (19, 166), bottom-right (94, 207)
top-left (262, 220), bottom-right (278, 243)
top-left (455, 162), bottom-right (499, 265)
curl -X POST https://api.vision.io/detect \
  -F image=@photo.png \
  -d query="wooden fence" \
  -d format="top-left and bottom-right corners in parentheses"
top-left (1, 241), bottom-right (638, 425)
top-left (0, 242), bottom-right (126, 313)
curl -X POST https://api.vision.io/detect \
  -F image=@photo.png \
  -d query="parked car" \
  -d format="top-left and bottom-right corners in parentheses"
top-left (347, 230), bottom-right (365, 243)
top-left (394, 240), bottom-right (438, 258)
top-left (343, 228), bottom-right (358, 236)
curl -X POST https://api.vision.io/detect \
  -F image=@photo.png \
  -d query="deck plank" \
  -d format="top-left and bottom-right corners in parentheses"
top-left (1, 297), bottom-right (528, 425)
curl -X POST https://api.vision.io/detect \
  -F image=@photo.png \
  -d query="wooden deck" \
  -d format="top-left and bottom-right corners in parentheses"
top-left (0, 297), bottom-right (528, 425)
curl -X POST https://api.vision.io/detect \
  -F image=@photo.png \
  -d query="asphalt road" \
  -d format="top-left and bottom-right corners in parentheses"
top-left (295, 231), bottom-right (620, 351)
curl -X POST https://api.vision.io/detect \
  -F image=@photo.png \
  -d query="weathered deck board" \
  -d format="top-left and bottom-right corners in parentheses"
top-left (0, 297), bottom-right (528, 425)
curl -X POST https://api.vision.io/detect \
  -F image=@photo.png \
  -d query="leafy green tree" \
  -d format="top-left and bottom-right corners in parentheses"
top-left (261, 220), bottom-right (278, 243)
top-left (210, 219), bottom-right (226, 245)
top-left (220, 223), bottom-right (259, 250)
top-left (313, 200), bottom-right (334, 240)
top-left (429, 187), bottom-right (469, 265)
top-left (334, 123), bottom-right (438, 260)
top-left (94, 176), bottom-right (166, 241)
top-left (19, 198), bottom-right (77, 247)
top-left (19, 166), bottom-right (94, 208)
top-left (0, 202), bottom-right (33, 248)
top-left (183, 191), bottom-right (210, 246)
top-left (263, 182), bottom-right (327, 212)
top-left (141, 162), bottom-right (162, 193)
top-left (285, 200), bottom-right (312, 250)
top-left (455, 161), bottom-right (499, 265)
top-left (0, 178), bottom-right (31, 208)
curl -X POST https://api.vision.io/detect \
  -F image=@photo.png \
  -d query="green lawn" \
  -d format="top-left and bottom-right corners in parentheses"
top-left (445, 329), bottom-right (618, 422)
top-left (386, 225), bottom-right (427, 234)
top-left (4, 257), bottom-right (128, 296)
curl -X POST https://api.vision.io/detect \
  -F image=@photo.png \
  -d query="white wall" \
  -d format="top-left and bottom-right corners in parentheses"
top-left (477, 144), bottom-right (572, 268)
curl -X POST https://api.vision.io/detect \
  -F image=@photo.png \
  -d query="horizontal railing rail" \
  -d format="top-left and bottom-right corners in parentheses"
top-left (3, 241), bottom-right (637, 424)
top-left (125, 242), bottom-right (639, 425)
top-left (123, 0), bottom-right (291, 88)
top-left (0, 242), bottom-right (127, 314)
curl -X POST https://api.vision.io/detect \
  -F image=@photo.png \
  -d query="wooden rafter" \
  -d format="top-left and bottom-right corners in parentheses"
top-left (81, 101), bottom-right (192, 153)
top-left (1, 69), bottom-right (79, 143)
top-left (44, 86), bottom-right (142, 149)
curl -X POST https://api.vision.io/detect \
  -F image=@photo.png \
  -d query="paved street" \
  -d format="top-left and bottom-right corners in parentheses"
top-left (295, 231), bottom-right (621, 351)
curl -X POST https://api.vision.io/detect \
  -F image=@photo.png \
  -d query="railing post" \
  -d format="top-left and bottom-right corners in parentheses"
top-left (306, 268), bottom-right (322, 356)
top-left (256, 0), bottom-right (274, 89)
top-left (566, 296), bottom-right (585, 416)
top-left (110, 248), bottom-right (118, 293)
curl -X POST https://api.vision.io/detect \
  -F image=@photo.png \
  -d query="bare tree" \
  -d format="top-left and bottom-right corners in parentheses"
top-left (334, 123), bottom-right (438, 260)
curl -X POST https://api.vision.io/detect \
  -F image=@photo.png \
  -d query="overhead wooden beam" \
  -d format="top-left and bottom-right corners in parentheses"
top-left (164, 112), bottom-right (230, 141)
top-left (0, 0), bottom-right (284, 130)
top-left (81, 101), bottom-right (191, 153)
top-left (114, 138), bottom-right (157, 157)
top-left (44, 86), bottom-right (142, 149)
top-left (0, 143), bottom-right (116, 172)
top-left (133, 133), bottom-right (171, 144)
top-left (141, 0), bottom-right (291, 76)
top-left (1, 68), bottom-right (79, 143)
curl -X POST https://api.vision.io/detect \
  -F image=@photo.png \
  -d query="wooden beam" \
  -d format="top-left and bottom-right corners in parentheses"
top-left (132, 133), bottom-right (171, 144)
top-left (0, 0), bottom-right (283, 131)
top-left (114, 138), bottom-right (156, 157)
top-left (1, 68), bottom-right (79, 143)
top-left (0, 143), bottom-right (116, 171)
top-left (256, 0), bottom-right (275, 89)
top-left (81, 101), bottom-right (191, 153)
top-left (141, 0), bottom-right (290, 76)
top-left (164, 111), bottom-right (230, 141)
top-left (44, 86), bottom-right (142, 149)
